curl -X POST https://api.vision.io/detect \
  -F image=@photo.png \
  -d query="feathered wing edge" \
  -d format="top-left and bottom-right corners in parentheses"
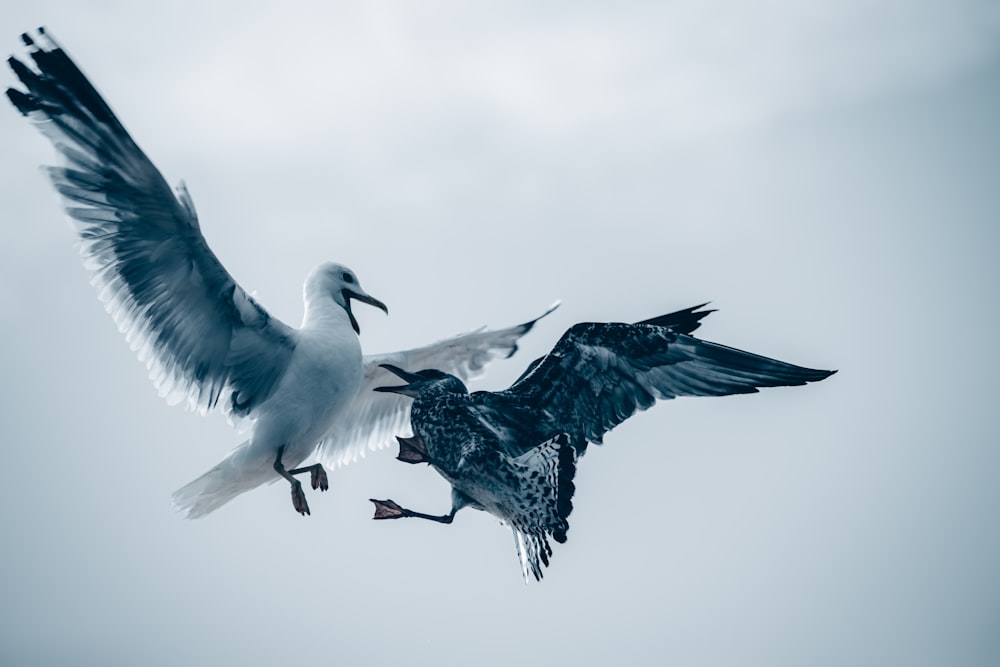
top-left (510, 303), bottom-right (715, 386)
top-left (634, 302), bottom-right (715, 334)
top-left (506, 434), bottom-right (578, 582)
top-left (315, 303), bottom-right (558, 468)
top-left (7, 28), bottom-right (296, 422)
top-left (508, 315), bottom-right (836, 448)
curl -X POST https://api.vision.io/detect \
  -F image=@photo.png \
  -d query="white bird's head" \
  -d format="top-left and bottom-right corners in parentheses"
top-left (305, 262), bottom-right (388, 334)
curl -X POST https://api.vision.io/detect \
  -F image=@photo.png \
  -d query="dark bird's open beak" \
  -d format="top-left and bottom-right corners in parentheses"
top-left (343, 289), bottom-right (388, 334)
top-left (373, 363), bottom-right (422, 396)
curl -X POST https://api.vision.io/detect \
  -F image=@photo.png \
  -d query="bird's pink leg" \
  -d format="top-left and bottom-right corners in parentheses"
top-left (274, 447), bottom-right (312, 516)
top-left (288, 463), bottom-right (329, 491)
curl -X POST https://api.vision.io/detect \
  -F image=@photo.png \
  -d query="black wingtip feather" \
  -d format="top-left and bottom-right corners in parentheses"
top-left (638, 303), bottom-right (716, 335)
top-left (7, 54), bottom-right (38, 87)
top-left (5, 86), bottom-right (33, 114)
top-left (7, 27), bottom-right (125, 132)
top-left (514, 302), bottom-right (560, 339)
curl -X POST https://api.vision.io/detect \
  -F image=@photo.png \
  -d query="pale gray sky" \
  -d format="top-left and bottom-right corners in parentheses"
top-left (2, 2), bottom-right (999, 666)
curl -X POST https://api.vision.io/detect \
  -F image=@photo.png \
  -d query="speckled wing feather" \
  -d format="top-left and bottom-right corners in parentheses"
top-left (506, 318), bottom-right (836, 446)
top-left (316, 303), bottom-right (558, 467)
top-left (6, 29), bottom-right (295, 420)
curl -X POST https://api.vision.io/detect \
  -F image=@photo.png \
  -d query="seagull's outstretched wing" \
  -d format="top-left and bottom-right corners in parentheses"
top-left (7, 28), bottom-right (295, 419)
top-left (506, 313), bottom-right (836, 446)
top-left (316, 304), bottom-right (558, 467)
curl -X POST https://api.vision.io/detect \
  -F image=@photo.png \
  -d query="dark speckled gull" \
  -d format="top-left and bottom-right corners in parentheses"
top-left (371, 305), bottom-right (835, 581)
top-left (6, 27), bottom-right (553, 517)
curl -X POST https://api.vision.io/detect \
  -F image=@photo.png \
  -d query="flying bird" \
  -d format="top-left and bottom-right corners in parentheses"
top-left (6, 27), bottom-right (553, 517)
top-left (370, 304), bottom-right (836, 580)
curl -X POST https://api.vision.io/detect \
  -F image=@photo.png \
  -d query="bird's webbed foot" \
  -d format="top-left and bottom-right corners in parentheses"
top-left (370, 498), bottom-right (408, 519)
top-left (290, 480), bottom-right (310, 516)
top-left (275, 448), bottom-right (326, 517)
top-left (395, 434), bottom-right (430, 464)
top-left (290, 463), bottom-right (329, 491)
top-left (369, 498), bottom-right (456, 524)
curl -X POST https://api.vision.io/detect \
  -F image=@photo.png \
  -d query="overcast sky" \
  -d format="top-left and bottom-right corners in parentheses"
top-left (2, 2), bottom-right (999, 666)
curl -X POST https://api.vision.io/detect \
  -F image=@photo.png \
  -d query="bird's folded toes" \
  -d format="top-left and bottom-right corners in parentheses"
top-left (311, 465), bottom-right (329, 492)
top-left (291, 481), bottom-right (310, 516)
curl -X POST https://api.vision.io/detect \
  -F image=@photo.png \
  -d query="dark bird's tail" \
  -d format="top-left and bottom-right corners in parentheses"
top-left (506, 433), bottom-right (578, 582)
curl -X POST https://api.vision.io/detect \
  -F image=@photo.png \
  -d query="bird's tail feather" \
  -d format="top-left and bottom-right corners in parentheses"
top-left (171, 442), bottom-right (273, 519)
top-left (509, 433), bottom-right (577, 582)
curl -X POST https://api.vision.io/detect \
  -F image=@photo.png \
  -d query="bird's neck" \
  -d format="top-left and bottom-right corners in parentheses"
top-left (301, 295), bottom-right (352, 333)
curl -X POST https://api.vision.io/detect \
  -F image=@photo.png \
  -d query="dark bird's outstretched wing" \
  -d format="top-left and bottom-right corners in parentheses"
top-left (7, 29), bottom-right (295, 420)
top-left (505, 312), bottom-right (835, 446)
top-left (509, 303), bottom-right (714, 387)
top-left (317, 304), bottom-right (558, 468)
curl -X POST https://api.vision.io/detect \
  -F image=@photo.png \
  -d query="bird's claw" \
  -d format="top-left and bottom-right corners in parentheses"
top-left (370, 498), bottom-right (407, 520)
top-left (291, 481), bottom-right (310, 516)
top-left (311, 465), bottom-right (329, 491)
top-left (396, 434), bottom-right (430, 464)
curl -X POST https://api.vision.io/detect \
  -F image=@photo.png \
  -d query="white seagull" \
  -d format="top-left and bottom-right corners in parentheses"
top-left (370, 304), bottom-right (836, 580)
top-left (6, 28), bottom-right (554, 517)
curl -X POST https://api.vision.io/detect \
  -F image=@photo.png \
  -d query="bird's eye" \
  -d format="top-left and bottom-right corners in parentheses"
top-left (342, 272), bottom-right (355, 284)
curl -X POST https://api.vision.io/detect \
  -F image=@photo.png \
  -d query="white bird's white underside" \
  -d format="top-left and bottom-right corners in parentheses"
top-left (8, 29), bottom-right (555, 517)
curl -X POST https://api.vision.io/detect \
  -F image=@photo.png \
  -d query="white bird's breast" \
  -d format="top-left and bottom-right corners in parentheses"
top-left (291, 328), bottom-right (362, 397)
top-left (253, 324), bottom-right (363, 458)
